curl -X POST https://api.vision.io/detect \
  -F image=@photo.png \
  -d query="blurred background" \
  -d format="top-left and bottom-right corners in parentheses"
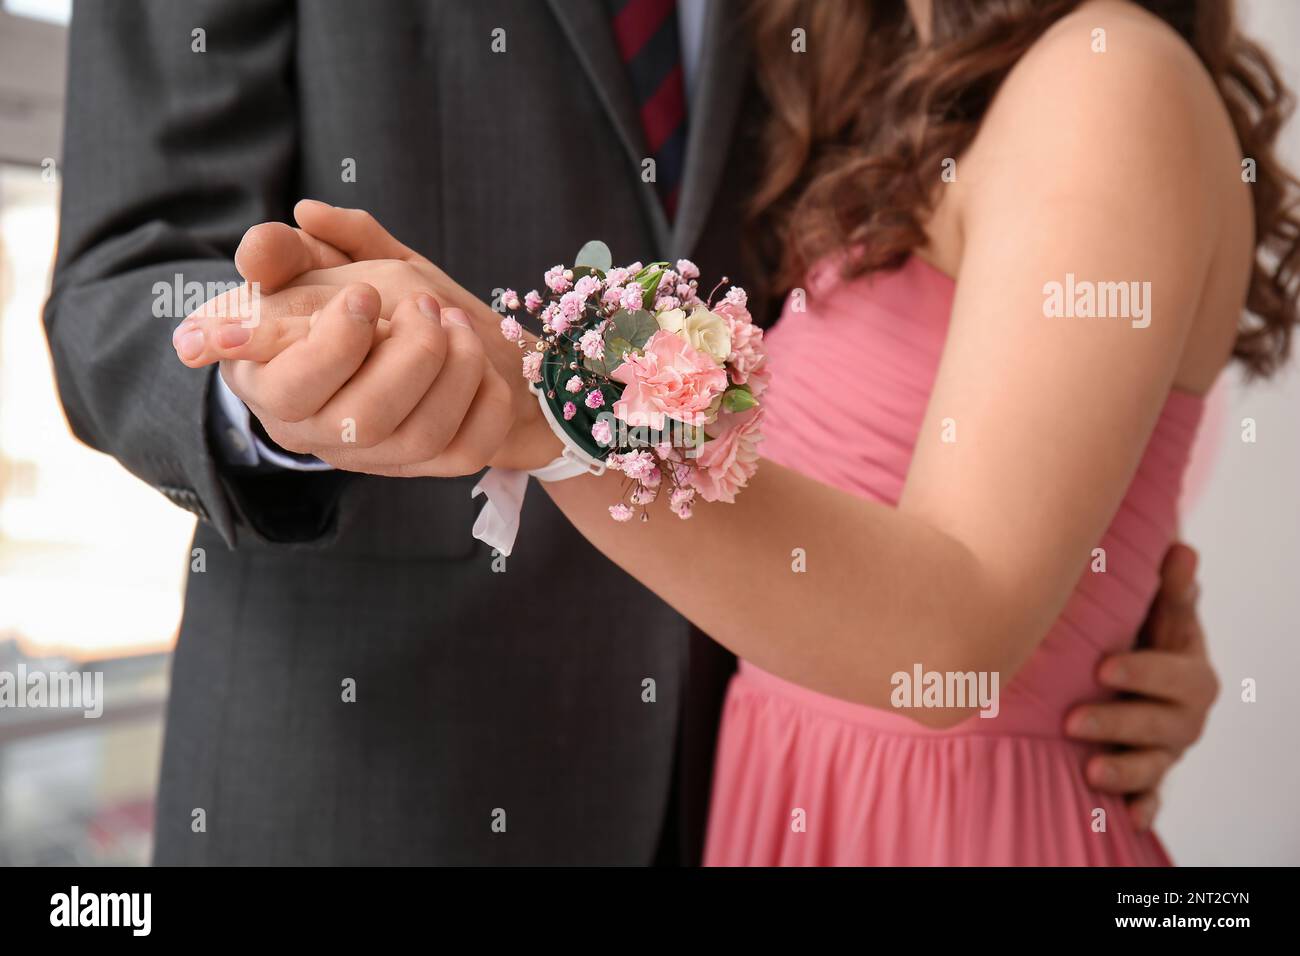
top-left (0, 0), bottom-right (1297, 866)
top-left (1, 0), bottom-right (188, 864)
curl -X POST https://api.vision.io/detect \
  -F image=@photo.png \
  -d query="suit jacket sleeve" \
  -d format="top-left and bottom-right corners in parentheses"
top-left (43, 0), bottom-right (351, 547)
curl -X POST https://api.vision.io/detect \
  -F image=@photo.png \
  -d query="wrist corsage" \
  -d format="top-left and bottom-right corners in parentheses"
top-left (472, 241), bottom-right (768, 555)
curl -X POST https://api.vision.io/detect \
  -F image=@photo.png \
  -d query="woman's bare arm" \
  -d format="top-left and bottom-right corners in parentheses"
top-left (540, 25), bottom-right (1238, 727)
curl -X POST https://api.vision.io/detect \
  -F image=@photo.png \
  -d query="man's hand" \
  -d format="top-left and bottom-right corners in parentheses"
top-left (1064, 543), bottom-right (1219, 831)
top-left (240, 200), bottom-right (529, 390)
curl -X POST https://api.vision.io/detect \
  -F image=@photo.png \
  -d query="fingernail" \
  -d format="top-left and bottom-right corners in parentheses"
top-left (1068, 712), bottom-right (1099, 737)
top-left (416, 294), bottom-right (439, 320)
top-left (443, 308), bottom-right (470, 327)
top-left (172, 319), bottom-right (195, 346)
top-left (346, 288), bottom-right (377, 320)
top-left (176, 329), bottom-right (205, 360)
top-left (1100, 662), bottom-right (1126, 685)
top-left (216, 325), bottom-right (252, 349)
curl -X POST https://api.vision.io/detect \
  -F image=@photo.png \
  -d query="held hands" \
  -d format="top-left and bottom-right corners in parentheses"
top-left (171, 201), bottom-right (557, 476)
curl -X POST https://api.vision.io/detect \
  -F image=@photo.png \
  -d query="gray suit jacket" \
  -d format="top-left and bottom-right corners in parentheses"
top-left (45, 0), bottom-right (762, 864)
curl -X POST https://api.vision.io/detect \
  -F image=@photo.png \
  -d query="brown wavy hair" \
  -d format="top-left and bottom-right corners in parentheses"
top-left (747, 0), bottom-right (1300, 377)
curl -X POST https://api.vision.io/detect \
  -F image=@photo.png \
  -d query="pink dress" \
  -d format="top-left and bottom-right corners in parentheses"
top-left (703, 257), bottom-right (1201, 866)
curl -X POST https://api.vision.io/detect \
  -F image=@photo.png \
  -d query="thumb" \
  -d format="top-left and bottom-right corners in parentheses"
top-left (235, 220), bottom-right (351, 291)
top-left (293, 199), bottom-right (416, 262)
top-left (1147, 542), bottom-right (1202, 651)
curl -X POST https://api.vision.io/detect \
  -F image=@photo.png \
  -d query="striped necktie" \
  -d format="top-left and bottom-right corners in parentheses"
top-left (606, 0), bottom-right (688, 220)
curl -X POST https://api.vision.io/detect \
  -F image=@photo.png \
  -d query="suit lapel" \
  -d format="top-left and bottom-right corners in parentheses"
top-left (671, 0), bottom-right (750, 259)
top-left (545, 0), bottom-right (673, 252)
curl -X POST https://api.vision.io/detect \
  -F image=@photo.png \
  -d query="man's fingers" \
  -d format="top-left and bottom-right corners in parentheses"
top-left (235, 221), bottom-right (351, 291)
top-left (294, 199), bottom-right (415, 261)
top-left (1149, 587), bottom-right (1206, 653)
top-left (1084, 748), bottom-right (1174, 796)
top-left (273, 293), bottom-right (447, 450)
top-left (1127, 791), bottom-right (1161, 832)
top-left (1066, 699), bottom-right (1196, 750)
top-left (228, 283), bottom-right (381, 424)
top-left (1157, 541), bottom-right (1198, 601)
top-left (1146, 542), bottom-right (1201, 651)
top-left (1096, 648), bottom-right (1219, 708)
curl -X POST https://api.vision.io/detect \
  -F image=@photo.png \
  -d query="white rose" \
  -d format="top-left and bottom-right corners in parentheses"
top-left (656, 306), bottom-right (732, 363)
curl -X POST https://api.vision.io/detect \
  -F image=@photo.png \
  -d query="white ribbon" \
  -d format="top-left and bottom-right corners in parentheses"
top-left (471, 382), bottom-right (607, 556)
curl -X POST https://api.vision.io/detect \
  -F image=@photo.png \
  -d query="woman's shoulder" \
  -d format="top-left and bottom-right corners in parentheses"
top-left (953, 0), bottom-right (1247, 263)
top-left (978, 1), bottom-right (1233, 172)
top-left (1022, 0), bottom-right (1208, 77)
top-left (940, 1), bottom-right (1253, 392)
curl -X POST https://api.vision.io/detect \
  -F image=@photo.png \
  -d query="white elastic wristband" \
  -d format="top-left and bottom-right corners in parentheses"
top-left (470, 380), bottom-right (607, 556)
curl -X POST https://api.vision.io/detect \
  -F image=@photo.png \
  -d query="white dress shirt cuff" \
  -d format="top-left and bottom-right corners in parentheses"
top-left (211, 373), bottom-right (333, 472)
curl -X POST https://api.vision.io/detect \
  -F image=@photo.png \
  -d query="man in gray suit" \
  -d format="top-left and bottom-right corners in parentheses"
top-left (44, 0), bottom-right (1217, 865)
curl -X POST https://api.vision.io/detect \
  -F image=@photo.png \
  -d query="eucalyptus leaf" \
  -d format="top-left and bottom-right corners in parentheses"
top-left (605, 336), bottom-right (636, 361)
top-left (610, 308), bottom-right (659, 349)
top-left (574, 240), bottom-right (612, 273)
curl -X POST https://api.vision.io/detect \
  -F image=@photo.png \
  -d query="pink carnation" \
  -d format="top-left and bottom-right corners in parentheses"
top-left (563, 401), bottom-right (577, 421)
top-left (585, 389), bottom-right (604, 409)
top-left (689, 407), bottom-right (764, 503)
top-left (610, 330), bottom-right (728, 430)
top-left (565, 375), bottom-right (583, 393)
top-left (591, 418), bottom-right (614, 446)
top-left (675, 259), bottom-right (699, 280)
top-left (715, 300), bottom-right (768, 395)
top-left (524, 290), bottom-right (544, 313)
top-left (574, 274), bottom-right (601, 299)
top-left (609, 503), bottom-right (635, 522)
top-left (501, 289), bottom-right (521, 311)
